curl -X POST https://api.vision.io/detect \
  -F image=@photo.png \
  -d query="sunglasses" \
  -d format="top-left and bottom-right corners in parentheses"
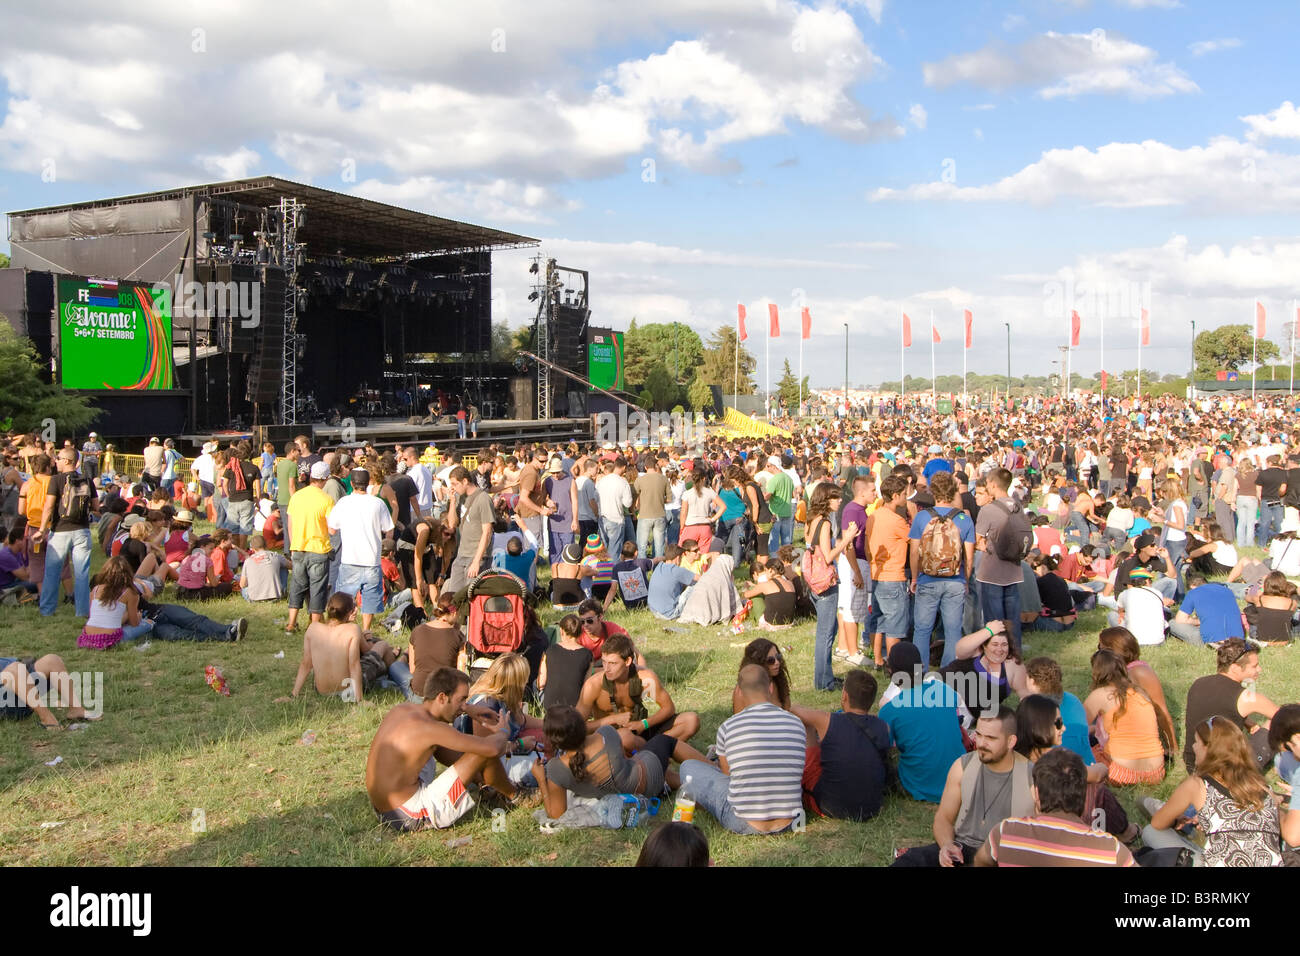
top-left (766, 654), bottom-right (783, 665)
top-left (580, 616), bottom-right (601, 625)
top-left (1054, 717), bottom-right (1065, 730)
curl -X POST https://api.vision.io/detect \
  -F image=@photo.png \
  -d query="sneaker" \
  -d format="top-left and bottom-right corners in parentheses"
top-left (820, 678), bottom-right (845, 693)
top-left (833, 647), bottom-right (851, 661)
top-left (845, 652), bottom-right (869, 667)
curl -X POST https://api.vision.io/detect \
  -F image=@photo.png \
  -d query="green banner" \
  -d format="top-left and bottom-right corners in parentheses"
top-left (58, 277), bottom-right (174, 390)
top-left (588, 331), bottom-right (624, 391)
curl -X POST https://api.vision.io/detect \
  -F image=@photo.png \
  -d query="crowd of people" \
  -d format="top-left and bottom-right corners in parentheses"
top-left (6, 386), bottom-right (1300, 865)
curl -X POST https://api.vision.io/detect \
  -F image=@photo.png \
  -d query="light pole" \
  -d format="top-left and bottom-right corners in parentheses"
top-left (1004, 322), bottom-right (1011, 404)
top-left (843, 323), bottom-right (848, 415)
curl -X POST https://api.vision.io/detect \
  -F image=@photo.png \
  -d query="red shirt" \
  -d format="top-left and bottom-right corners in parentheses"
top-left (578, 621), bottom-right (628, 660)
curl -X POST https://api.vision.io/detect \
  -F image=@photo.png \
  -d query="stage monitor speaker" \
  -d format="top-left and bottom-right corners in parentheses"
top-left (566, 389), bottom-right (587, 418)
top-left (708, 385), bottom-right (725, 417)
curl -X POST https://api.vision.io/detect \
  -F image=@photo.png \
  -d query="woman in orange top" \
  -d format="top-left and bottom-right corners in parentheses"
top-left (1084, 648), bottom-right (1166, 785)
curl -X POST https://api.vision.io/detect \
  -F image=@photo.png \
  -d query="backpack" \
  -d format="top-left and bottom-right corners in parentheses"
top-left (800, 518), bottom-right (839, 594)
top-left (918, 508), bottom-right (964, 577)
top-left (58, 473), bottom-right (92, 525)
top-left (988, 499), bottom-right (1033, 563)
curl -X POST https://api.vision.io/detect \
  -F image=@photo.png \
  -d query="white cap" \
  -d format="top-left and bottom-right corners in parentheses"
top-left (88, 432), bottom-right (97, 437)
top-left (310, 461), bottom-right (330, 480)
top-left (766, 455), bottom-right (782, 468)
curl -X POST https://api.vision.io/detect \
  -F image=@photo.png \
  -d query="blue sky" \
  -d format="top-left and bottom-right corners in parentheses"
top-left (2, 0), bottom-right (1298, 388)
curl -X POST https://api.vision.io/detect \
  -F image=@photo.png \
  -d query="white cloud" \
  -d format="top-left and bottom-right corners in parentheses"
top-left (355, 176), bottom-right (581, 225)
top-left (844, 0), bottom-right (886, 24)
top-left (1189, 37), bottom-right (1242, 56)
top-left (964, 103), bottom-right (996, 111)
top-left (908, 103), bottom-right (927, 129)
top-left (870, 135), bottom-right (1300, 211)
top-left (827, 240), bottom-right (899, 250)
top-left (1002, 13), bottom-right (1027, 31)
top-left (1241, 101), bottom-right (1300, 142)
top-left (922, 30), bottom-right (1198, 100)
top-left (196, 147), bottom-right (261, 180)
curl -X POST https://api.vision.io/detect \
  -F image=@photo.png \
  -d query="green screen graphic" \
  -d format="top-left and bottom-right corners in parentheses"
top-left (588, 332), bottom-right (624, 391)
top-left (58, 277), bottom-right (174, 390)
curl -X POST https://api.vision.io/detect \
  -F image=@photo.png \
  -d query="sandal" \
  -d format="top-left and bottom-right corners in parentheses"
top-left (38, 717), bottom-right (61, 731)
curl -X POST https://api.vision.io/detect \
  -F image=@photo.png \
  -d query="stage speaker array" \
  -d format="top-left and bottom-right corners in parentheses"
top-left (246, 266), bottom-right (287, 404)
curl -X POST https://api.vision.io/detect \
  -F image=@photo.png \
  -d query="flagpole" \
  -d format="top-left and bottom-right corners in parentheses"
top-left (1137, 309), bottom-right (1143, 399)
top-left (900, 312), bottom-right (906, 408)
top-left (733, 315), bottom-right (739, 410)
top-left (1291, 299), bottom-right (1295, 396)
top-left (798, 318), bottom-right (803, 416)
top-left (962, 310), bottom-right (968, 407)
top-left (766, 306), bottom-right (771, 415)
top-left (1100, 310), bottom-right (1105, 402)
top-left (930, 309), bottom-right (936, 408)
top-left (1252, 306), bottom-right (1257, 401)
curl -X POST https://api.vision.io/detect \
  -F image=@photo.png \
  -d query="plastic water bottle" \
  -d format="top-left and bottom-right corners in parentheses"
top-left (671, 776), bottom-right (695, 824)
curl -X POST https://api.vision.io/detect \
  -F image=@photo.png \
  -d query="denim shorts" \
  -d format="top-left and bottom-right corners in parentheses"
top-left (337, 563), bottom-right (384, 614)
top-left (872, 580), bottom-right (911, 639)
top-left (223, 498), bottom-right (256, 534)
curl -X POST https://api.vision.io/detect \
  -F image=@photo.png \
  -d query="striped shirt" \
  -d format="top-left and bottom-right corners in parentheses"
top-left (986, 813), bottom-right (1137, 867)
top-left (715, 703), bottom-right (806, 822)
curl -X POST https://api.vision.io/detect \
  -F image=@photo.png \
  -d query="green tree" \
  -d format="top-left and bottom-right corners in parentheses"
top-left (643, 366), bottom-right (685, 411)
top-left (695, 326), bottom-right (757, 398)
top-left (687, 377), bottom-right (713, 413)
top-left (490, 323), bottom-right (533, 361)
top-left (1195, 324), bottom-right (1280, 376)
top-left (775, 360), bottom-right (808, 410)
top-left (623, 321), bottom-right (703, 388)
top-left (0, 319), bottom-right (99, 433)
top-left (0, 253), bottom-right (9, 269)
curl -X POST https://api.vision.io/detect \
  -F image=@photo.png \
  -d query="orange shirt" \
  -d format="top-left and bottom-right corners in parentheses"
top-left (868, 506), bottom-right (910, 582)
top-left (1104, 689), bottom-right (1163, 762)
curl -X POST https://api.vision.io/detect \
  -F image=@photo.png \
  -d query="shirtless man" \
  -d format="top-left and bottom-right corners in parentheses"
top-left (289, 592), bottom-right (396, 703)
top-left (575, 634), bottom-right (704, 782)
top-left (366, 667), bottom-right (514, 831)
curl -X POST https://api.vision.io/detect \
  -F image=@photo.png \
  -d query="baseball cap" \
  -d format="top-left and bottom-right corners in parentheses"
top-left (309, 461), bottom-right (330, 480)
top-left (766, 455), bottom-right (782, 468)
top-left (88, 432), bottom-right (97, 438)
top-left (1133, 532), bottom-right (1157, 551)
top-left (149, 437), bottom-right (160, 445)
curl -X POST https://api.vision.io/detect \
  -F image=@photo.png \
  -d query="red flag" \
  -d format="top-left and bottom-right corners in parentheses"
top-left (1070, 310), bottom-right (1081, 347)
top-left (1256, 300), bottom-right (1266, 338)
top-left (1101, 370), bottom-right (1108, 389)
top-left (769, 303), bottom-right (780, 337)
top-left (1140, 308), bottom-right (1150, 346)
top-left (932, 323), bottom-right (941, 344)
top-left (964, 309), bottom-right (973, 349)
top-left (737, 304), bottom-right (747, 342)
top-left (801, 307), bottom-right (811, 340)
top-left (902, 312), bottom-right (912, 348)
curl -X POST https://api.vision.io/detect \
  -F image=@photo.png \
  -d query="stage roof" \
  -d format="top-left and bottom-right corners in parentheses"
top-left (8, 176), bottom-right (539, 259)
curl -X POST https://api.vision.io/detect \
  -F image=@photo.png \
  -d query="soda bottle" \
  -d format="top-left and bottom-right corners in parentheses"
top-left (670, 775), bottom-right (694, 824)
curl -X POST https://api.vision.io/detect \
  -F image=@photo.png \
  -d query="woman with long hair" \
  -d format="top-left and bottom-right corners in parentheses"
top-left (1186, 519), bottom-right (1237, 577)
top-left (804, 481), bottom-right (858, 693)
top-left (532, 705), bottom-right (679, 819)
top-left (678, 466), bottom-right (724, 550)
top-left (175, 535), bottom-right (233, 601)
top-left (732, 638), bottom-right (791, 713)
top-left (1159, 476), bottom-right (1190, 585)
top-left (1096, 626), bottom-right (1178, 750)
top-left (78, 555), bottom-right (153, 649)
top-left (943, 620), bottom-right (1030, 713)
top-left (1084, 649), bottom-right (1166, 785)
top-left (715, 465), bottom-right (750, 568)
top-left (460, 653), bottom-right (544, 795)
top-left (1143, 718), bottom-right (1283, 866)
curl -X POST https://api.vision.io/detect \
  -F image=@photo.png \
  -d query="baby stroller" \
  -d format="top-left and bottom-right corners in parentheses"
top-left (461, 568), bottom-right (529, 684)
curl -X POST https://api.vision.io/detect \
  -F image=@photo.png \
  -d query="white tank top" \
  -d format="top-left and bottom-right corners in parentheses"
top-left (86, 594), bottom-right (126, 629)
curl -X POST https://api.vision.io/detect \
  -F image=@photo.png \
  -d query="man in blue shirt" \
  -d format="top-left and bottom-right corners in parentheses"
top-left (922, 444), bottom-right (954, 484)
top-left (1170, 574), bottom-right (1244, 645)
top-left (878, 643), bottom-right (967, 803)
top-left (648, 544), bottom-right (698, 620)
top-left (908, 473), bottom-right (975, 668)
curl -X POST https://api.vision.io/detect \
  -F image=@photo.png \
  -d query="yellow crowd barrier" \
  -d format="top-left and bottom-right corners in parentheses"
top-left (720, 406), bottom-right (789, 439)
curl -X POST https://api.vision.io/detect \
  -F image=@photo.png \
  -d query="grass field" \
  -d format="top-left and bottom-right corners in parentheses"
top-left (1, 526), bottom-right (1293, 867)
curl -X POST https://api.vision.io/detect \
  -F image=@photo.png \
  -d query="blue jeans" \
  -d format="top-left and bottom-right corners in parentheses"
top-left (378, 657), bottom-right (416, 701)
top-left (457, 420), bottom-right (467, 439)
top-left (636, 517), bottom-right (666, 560)
top-left (1258, 501), bottom-right (1284, 548)
top-left (812, 584), bottom-right (840, 690)
top-left (549, 527), bottom-right (575, 561)
top-left (913, 577), bottom-right (966, 668)
top-left (213, 494), bottom-right (228, 532)
top-left (1065, 511), bottom-right (1091, 546)
top-left (121, 620), bottom-right (155, 642)
top-left (665, 512), bottom-right (680, 547)
top-left (768, 515), bottom-right (794, 555)
top-left (678, 760), bottom-right (791, 835)
top-left (718, 517), bottom-right (748, 566)
top-left (599, 517), bottom-right (625, 559)
top-left (40, 528), bottom-right (92, 617)
top-left (147, 603), bottom-right (233, 641)
top-left (979, 580), bottom-right (1022, 653)
top-left (1031, 616), bottom-right (1074, 632)
top-left (1236, 497), bottom-right (1257, 549)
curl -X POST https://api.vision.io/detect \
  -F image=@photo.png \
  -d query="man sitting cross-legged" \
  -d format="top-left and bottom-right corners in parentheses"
top-left (288, 592), bottom-right (405, 703)
top-left (790, 668), bottom-right (891, 821)
top-left (576, 634), bottom-right (703, 785)
top-left (678, 663), bottom-right (807, 835)
top-left (891, 706), bottom-right (1033, 867)
top-left (365, 667), bottom-right (515, 831)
